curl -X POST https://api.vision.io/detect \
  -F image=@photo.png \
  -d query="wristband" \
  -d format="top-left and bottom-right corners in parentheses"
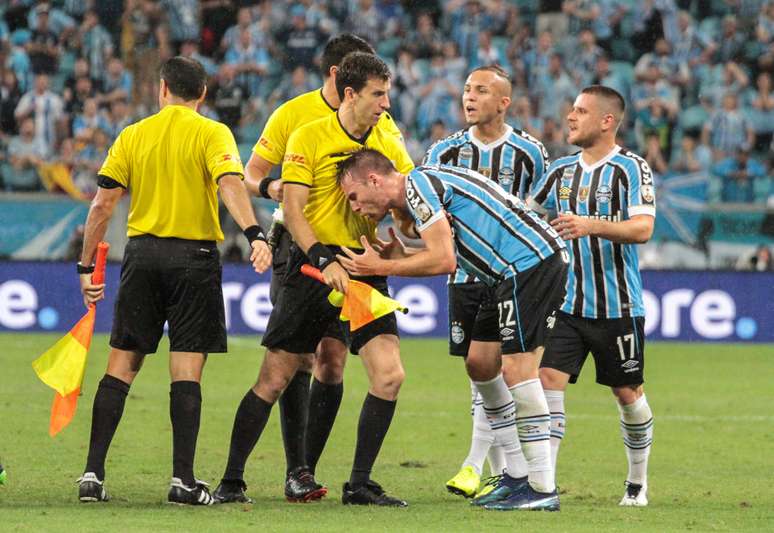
top-left (307, 242), bottom-right (337, 271)
top-left (77, 262), bottom-right (95, 274)
top-left (243, 224), bottom-right (267, 245)
top-left (258, 177), bottom-right (278, 200)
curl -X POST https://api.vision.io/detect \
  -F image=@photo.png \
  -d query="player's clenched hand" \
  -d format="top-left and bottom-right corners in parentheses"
top-left (322, 261), bottom-right (349, 294)
top-left (268, 179), bottom-right (283, 202)
top-left (338, 236), bottom-right (388, 277)
top-left (80, 273), bottom-right (104, 307)
top-left (551, 213), bottom-right (592, 240)
top-left (250, 240), bottom-right (272, 273)
top-left (371, 227), bottom-right (407, 260)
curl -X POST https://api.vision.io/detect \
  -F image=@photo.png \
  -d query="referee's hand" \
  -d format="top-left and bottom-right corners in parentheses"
top-left (322, 261), bottom-right (349, 294)
top-left (250, 240), bottom-right (272, 273)
top-left (80, 274), bottom-right (105, 307)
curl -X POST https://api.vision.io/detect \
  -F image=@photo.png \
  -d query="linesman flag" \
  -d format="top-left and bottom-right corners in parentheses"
top-left (32, 242), bottom-right (109, 437)
top-left (300, 265), bottom-right (408, 331)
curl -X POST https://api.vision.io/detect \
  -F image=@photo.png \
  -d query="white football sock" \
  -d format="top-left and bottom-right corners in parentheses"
top-left (511, 379), bottom-right (554, 492)
top-left (486, 445), bottom-right (507, 476)
top-left (543, 389), bottom-right (566, 472)
top-left (618, 394), bottom-right (653, 486)
top-left (461, 387), bottom-right (492, 476)
top-left (472, 374), bottom-right (525, 479)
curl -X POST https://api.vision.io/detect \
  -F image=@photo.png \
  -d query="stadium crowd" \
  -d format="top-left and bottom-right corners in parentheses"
top-left (0, 0), bottom-right (771, 204)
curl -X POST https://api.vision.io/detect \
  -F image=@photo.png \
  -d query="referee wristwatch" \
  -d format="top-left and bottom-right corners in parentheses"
top-left (77, 262), bottom-right (95, 274)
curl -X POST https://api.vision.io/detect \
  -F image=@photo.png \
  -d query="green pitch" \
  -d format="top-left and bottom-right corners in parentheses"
top-left (1, 333), bottom-right (772, 531)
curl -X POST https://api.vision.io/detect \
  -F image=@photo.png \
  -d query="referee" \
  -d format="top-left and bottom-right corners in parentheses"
top-left (75, 56), bottom-right (271, 505)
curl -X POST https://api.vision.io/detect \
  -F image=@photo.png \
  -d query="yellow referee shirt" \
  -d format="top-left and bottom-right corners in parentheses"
top-left (252, 88), bottom-right (403, 164)
top-left (98, 105), bottom-right (243, 241)
top-left (283, 113), bottom-right (414, 248)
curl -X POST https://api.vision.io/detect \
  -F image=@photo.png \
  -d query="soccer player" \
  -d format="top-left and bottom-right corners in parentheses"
top-left (214, 52), bottom-right (414, 507)
top-left (423, 65), bottom-right (550, 498)
top-left (336, 149), bottom-right (568, 511)
top-left (75, 57), bottom-right (271, 505)
top-left (233, 33), bottom-right (404, 504)
top-left (529, 85), bottom-right (656, 506)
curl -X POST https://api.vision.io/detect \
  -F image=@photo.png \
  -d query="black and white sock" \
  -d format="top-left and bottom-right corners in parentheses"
top-left (222, 389), bottom-right (273, 482)
top-left (510, 379), bottom-right (553, 492)
top-left (170, 380), bottom-right (202, 487)
top-left (543, 389), bottom-right (566, 471)
top-left (305, 378), bottom-right (343, 474)
top-left (618, 394), bottom-right (653, 486)
top-left (279, 370), bottom-right (311, 474)
top-left (84, 374), bottom-right (130, 480)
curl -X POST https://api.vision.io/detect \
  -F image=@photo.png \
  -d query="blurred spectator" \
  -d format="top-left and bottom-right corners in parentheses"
top-left (572, 29), bottom-right (605, 87)
top-left (471, 31), bottom-right (508, 70)
top-left (65, 75), bottom-right (97, 116)
top-left (643, 132), bottom-right (669, 174)
top-left (447, 0), bottom-right (493, 66)
top-left (713, 148), bottom-right (766, 203)
top-left (64, 58), bottom-right (103, 103)
top-left (426, 119), bottom-right (448, 145)
top-left (590, 54), bottom-right (628, 98)
top-left (346, 0), bottom-right (381, 41)
top-left (672, 10), bottom-right (716, 68)
top-left (671, 134), bottom-right (712, 173)
top-left (403, 12), bottom-right (442, 59)
top-left (72, 97), bottom-right (109, 141)
top-left (162, 0), bottom-right (200, 51)
top-left (634, 37), bottom-right (689, 89)
top-left (746, 72), bottom-right (774, 154)
top-left (221, 7), bottom-right (259, 54)
top-left (541, 116), bottom-right (574, 158)
top-left (102, 98), bottom-right (133, 141)
top-left (180, 39), bottom-right (218, 77)
top-left (7, 30), bottom-right (33, 93)
top-left (26, 4), bottom-right (60, 75)
top-left (102, 57), bottom-right (133, 105)
top-left (510, 96), bottom-right (543, 139)
top-left (523, 31), bottom-right (555, 89)
top-left (27, 2), bottom-right (76, 38)
top-left (702, 93), bottom-right (754, 160)
top-left (213, 65), bottom-right (247, 131)
top-left (269, 65), bottom-right (316, 108)
top-left (735, 245), bottom-right (774, 271)
top-left (535, 52), bottom-right (577, 122)
top-left (281, 5), bottom-right (325, 70)
top-left (14, 73), bottom-right (64, 153)
top-left (0, 70), bottom-right (23, 135)
top-left (393, 47), bottom-right (423, 127)
top-left (224, 28), bottom-right (269, 98)
top-left (77, 10), bottom-right (114, 82)
top-left (715, 15), bottom-right (746, 63)
top-left (701, 61), bottom-right (749, 109)
top-left (538, 0), bottom-right (569, 42)
top-left (122, 0), bottom-right (169, 106)
top-left (4, 116), bottom-right (47, 191)
top-left (415, 54), bottom-right (461, 137)
top-left (635, 98), bottom-right (676, 156)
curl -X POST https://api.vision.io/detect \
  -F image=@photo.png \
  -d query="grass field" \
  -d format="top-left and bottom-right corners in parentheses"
top-left (1, 333), bottom-right (773, 531)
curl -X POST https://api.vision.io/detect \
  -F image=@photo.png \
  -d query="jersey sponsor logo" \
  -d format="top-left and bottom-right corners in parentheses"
top-left (579, 186), bottom-right (589, 201)
top-left (546, 311), bottom-right (556, 330)
top-left (559, 185), bottom-right (572, 200)
top-left (283, 153), bottom-right (306, 164)
top-left (641, 184), bottom-right (655, 203)
top-left (500, 326), bottom-right (515, 340)
top-left (451, 322), bottom-right (465, 344)
top-left (258, 137), bottom-right (272, 151)
top-left (595, 185), bottom-right (612, 204)
top-left (578, 212), bottom-right (623, 222)
top-left (459, 145), bottom-right (474, 159)
top-left (621, 359), bottom-right (640, 372)
top-left (416, 203), bottom-right (433, 223)
top-left (222, 153), bottom-right (241, 164)
top-left (561, 165), bottom-right (575, 181)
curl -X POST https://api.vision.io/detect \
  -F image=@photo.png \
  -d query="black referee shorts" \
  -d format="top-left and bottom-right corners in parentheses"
top-left (110, 235), bottom-right (227, 355)
top-left (262, 243), bottom-right (398, 355)
top-left (269, 222), bottom-right (291, 305)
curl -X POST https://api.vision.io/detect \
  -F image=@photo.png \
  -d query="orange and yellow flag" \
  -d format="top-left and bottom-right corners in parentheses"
top-left (300, 265), bottom-right (407, 331)
top-left (32, 242), bottom-right (109, 436)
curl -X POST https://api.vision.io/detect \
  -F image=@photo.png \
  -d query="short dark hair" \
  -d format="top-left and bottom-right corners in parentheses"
top-left (336, 148), bottom-right (396, 185)
top-left (160, 56), bottom-right (207, 101)
top-left (321, 33), bottom-right (375, 78)
top-left (335, 52), bottom-right (391, 101)
top-left (581, 85), bottom-right (626, 115)
top-left (470, 64), bottom-right (511, 84)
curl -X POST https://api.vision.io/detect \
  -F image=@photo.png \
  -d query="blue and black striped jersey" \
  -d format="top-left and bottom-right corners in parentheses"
top-left (405, 165), bottom-right (565, 286)
top-left (423, 125), bottom-right (549, 283)
top-left (530, 146), bottom-right (656, 319)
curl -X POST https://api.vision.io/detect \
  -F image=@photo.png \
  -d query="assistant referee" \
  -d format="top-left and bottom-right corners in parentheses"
top-left (75, 56), bottom-right (271, 506)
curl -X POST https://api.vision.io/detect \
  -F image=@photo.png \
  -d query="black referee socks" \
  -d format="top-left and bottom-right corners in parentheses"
top-left (170, 380), bottom-right (202, 487)
top-left (349, 393), bottom-right (397, 489)
top-left (223, 389), bottom-right (273, 482)
top-left (279, 371), bottom-right (311, 475)
top-left (85, 374), bottom-right (130, 481)
top-left (306, 378), bottom-right (344, 475)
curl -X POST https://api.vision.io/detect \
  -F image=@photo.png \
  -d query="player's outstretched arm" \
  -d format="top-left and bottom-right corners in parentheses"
top-left (219, 173), bottom-right (271, 273)
top-left (79, 186), bottom-right (123, 306)
top-left (551, 213), bottom-right (654, 244)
